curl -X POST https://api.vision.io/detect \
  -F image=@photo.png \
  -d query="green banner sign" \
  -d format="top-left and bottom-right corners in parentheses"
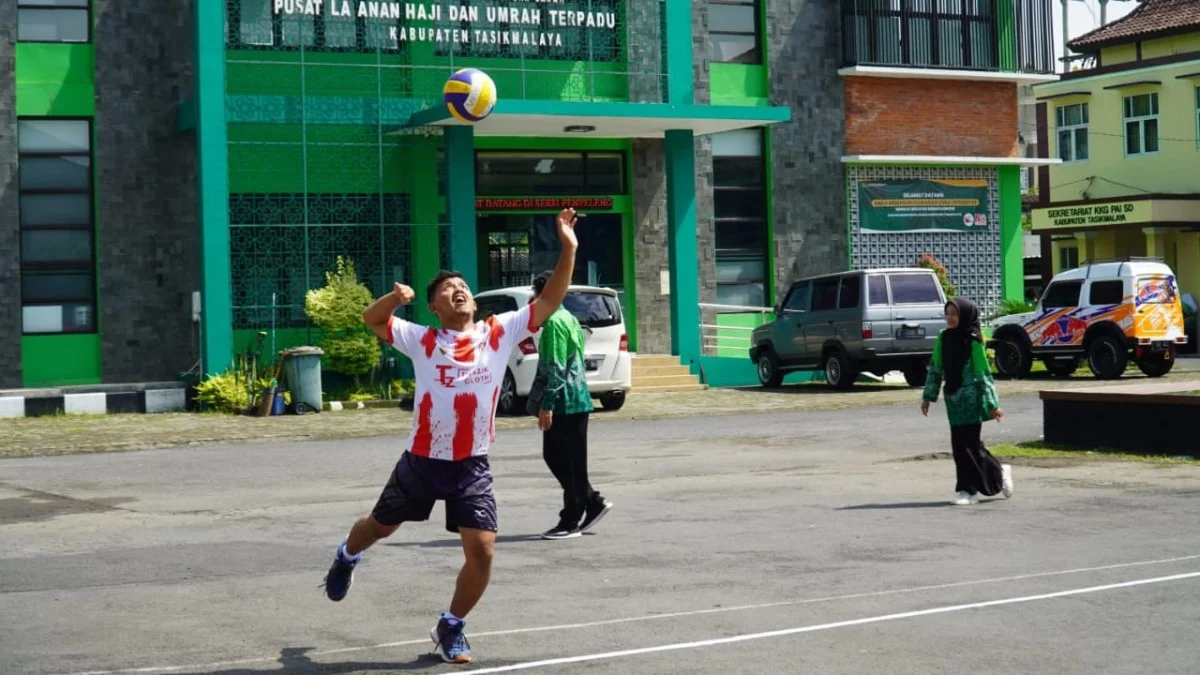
top-left (858, 179), bottom-right (990, 233)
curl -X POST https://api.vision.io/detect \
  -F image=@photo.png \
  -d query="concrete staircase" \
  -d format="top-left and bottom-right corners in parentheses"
top-left (631, 354), bottom-right (707, 393)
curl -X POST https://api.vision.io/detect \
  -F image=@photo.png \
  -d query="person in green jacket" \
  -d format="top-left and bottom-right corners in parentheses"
top-left (921, 297), bottom-right (1013, 506)
top-left (528, 271), bottom-right (613, 539)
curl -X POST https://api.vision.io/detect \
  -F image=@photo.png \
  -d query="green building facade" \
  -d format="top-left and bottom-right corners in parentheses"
top-left (1, 1), bottom-right (1057, 390)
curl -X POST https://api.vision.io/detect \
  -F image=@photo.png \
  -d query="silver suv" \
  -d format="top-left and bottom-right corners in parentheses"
top-left (750, 268), bottom-right (948, 389)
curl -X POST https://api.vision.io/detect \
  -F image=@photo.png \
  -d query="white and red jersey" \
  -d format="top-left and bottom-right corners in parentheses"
top-left (387, 304), bottom-right (537, 461)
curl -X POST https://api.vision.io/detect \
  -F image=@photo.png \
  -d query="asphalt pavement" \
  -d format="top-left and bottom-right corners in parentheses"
top-left (1, 395), bottom-right (1199, 674)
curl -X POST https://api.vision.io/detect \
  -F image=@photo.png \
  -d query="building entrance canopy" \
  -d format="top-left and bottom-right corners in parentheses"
top-left (400, 100), bottom-right (792, 138)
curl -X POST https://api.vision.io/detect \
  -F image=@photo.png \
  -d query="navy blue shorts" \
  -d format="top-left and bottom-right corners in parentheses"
top-left (370, 452), bottom-right (497, 533)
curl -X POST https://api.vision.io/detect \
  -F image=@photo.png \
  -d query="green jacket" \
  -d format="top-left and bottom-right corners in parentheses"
top-left (922, 331), bottom-right (1001, 427)
top-left (533, 307), bottom-right (595, 415)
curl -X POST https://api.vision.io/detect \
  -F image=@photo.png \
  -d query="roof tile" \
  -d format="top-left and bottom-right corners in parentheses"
top-left (1069, 0), bottom-right (1200, 51)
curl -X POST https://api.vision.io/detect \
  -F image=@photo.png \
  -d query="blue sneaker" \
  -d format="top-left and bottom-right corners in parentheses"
top-left (322, 545), bottom-right (358, 602)
top-left (430, 617), bottom-right (472, 664)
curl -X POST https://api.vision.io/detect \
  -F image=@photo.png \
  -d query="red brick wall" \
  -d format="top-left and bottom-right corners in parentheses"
top-left (844, 77), bottom-right (1019, 158)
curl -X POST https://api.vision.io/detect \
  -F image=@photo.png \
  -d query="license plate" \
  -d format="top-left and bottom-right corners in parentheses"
top-left (585, 359), bottom-right (600, 371)
top-left (1151, 340), bottom-right (1172, 350)
top-left (898, 326), bottom-right (926, 339)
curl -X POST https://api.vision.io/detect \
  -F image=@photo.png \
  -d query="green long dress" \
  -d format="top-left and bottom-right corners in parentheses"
top-left (922, 331), bottom-right (1001, 427)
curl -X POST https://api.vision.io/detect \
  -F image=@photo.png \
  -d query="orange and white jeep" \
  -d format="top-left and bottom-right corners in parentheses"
top-left (988, 259), bottom-right (1187, 380)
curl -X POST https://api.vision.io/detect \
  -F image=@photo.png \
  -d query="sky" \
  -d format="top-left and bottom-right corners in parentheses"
top-left (1054, 0), bottom-right (1140, 71)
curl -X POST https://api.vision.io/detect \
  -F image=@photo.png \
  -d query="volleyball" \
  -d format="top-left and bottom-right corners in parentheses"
top-left (443, 68), bottom-right (497, 124)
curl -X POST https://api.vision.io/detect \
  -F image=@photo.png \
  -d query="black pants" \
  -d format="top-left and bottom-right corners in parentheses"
top-left (950, 424), bottom-right (1004, 497)
top-left (543, 412), bottom-right (600, 524)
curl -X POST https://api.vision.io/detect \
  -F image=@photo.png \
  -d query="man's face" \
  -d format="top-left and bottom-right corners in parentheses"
top-left (430, 275), bottom-right (476, 322)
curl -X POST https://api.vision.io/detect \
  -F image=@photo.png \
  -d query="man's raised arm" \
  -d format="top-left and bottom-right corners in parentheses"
top-left (531, 208), bottom-right (579, 329)
top-left (364, 282), bottom-right (415, 342)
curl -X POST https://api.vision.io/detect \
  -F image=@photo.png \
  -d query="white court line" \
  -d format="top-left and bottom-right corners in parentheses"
top-left (60, 553), bottom-right (1200, 675)
top-left (465, 571), bottom-right (1200, 674)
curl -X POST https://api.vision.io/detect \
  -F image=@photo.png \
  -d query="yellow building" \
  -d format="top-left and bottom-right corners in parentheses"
top-left (1030, 0), bottom-right (1200, 303)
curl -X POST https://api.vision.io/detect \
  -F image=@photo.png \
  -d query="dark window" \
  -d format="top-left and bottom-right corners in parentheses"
top-left (838, 275), bottom-right (862, 310)
top-left (1088, 280), bottom-right (1124, 306)
top-left (811, 277), bottom-right (840, 312)
top-left (713, 130), bottom-right (768, 309)
top-left (868, 274), bottom-right (890, 306)
top-left (842, 0), bottom-right (1000, 71)
top-left (783, 282), bottom-right (810, 312)
top-left (475, 152), bottom-right (624, 196)
top-left (475, 296), bottom-right (519, 321)
top-left (563, 291), bottom-right (621, 328)
top-left (1058, 246), bottom-right (1079, 271)
top-left (1041, 280), bottom-right (1083, 310)
top-left (708, 0), bottom-right (761, 64)
top-left (17, 0), bottom-right (89, 43)
top-left (888, 273), bottom-right (943, 304)
top-left (18, 118), bottom-right (96, 334)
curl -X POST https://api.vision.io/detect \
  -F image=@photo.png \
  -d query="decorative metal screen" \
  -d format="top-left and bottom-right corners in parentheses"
top-left (848, 165), bottom-right (1003, 314)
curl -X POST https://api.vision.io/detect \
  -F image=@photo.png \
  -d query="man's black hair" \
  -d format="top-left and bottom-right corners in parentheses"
top-left (531, 270), bottom-right (554, 296)
top-left (426, 270), bottom-right (466, 304)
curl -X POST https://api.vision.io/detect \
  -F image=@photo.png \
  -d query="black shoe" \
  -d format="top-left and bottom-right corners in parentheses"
top-left (579, 498), bottom-right (613, 533)
top-left (541, 520), bottom-right (581, 540)
top-left (322, 549), bottom-right (358, 601)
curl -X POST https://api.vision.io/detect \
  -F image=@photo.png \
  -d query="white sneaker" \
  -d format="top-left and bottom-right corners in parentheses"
top-left (951, 491), bottom-right (978, 506)
top-left (1001, 465), bottom-right (1013, 499)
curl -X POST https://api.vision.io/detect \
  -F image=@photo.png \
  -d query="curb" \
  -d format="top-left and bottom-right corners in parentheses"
top-left (0, 388), bottom-right (187, 418)
top-left (322, 399), bottom-right (408, 412)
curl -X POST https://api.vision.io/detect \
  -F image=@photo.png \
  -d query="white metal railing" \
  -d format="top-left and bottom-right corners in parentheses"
top-left (698, 303), bottom-right (775, 357)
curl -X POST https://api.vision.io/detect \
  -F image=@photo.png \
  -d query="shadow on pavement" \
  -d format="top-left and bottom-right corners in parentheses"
top-left (731, 383), bottom-right (915, 396)
top-left (384, 534), bottom-right (544, 549)
top-left (837, 501), bottom-right (950, 510)
top-left (181, 647), bottom-right (453, 674)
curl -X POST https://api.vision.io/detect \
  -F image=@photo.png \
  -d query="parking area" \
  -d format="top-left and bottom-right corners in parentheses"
top-left (2, 394), bottom-right (1199, 674)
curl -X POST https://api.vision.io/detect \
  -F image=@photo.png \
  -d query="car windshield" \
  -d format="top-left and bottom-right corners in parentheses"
top-left (563, 292), bottom-right (621, 328)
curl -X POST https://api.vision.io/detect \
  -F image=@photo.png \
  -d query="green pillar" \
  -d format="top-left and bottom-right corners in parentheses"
top-left (665, 130), bottom-right (700, 363)
top-left (998, 165), bottom-right (1024, 303)
top-left (665, 0), bottom-right (694, 104)
top-left (195, 0), bottom-right (232, 376)
top-left (410, 137), bottom-right (443, 324)
top-left (445, 126), bottom-right (477, 289)
top-left (663, 0), bottom-right (697, 362)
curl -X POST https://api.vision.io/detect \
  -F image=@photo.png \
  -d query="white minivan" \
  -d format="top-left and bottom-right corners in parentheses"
top-left (473, 285), bottom-right (633, 415)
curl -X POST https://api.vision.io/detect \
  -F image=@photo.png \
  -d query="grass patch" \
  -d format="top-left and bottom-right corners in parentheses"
top-left (992, 442), bottom-right (1199, 465)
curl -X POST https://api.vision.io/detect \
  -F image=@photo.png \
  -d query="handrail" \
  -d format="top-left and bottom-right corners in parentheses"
top-left (697, 303), bottom-right (775, 357)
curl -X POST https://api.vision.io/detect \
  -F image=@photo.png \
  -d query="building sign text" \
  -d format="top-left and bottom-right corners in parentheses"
top-left (476, 197), bottom-right (613, 211)
top-left (857, 179), bottom-right (990, 233)
top-left (273, 0), bottom-right (617, 49)
top-left (1031, 200), bottom-right (1151, 232)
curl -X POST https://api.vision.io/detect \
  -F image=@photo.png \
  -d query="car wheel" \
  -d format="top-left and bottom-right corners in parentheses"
top-left (902, 361), bottom-right (928, 388)
top-left (756, 349), bottom-right (784, 388)
top-left (599, 391), bottom-right (626, 411)
top-left (1086, 335), bottom-right (1128, 380)
top-left (1043, 357), bottom-right (1080, 377)
top-left (1136, 350), bottom-right (1175, 378)
top-left (497, 370), bottom-right (527, 416)
top-left (824, 348), bottom-right (858, 391)
top-left (993, 337), bottom-right (1032, 379)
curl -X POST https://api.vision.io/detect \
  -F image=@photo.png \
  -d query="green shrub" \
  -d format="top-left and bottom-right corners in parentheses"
top-left (305, 256), bottom-right (381, 386)
top-left (196, 370), bottom-right (274, 414)
top-left (992, 298), bottom-right (1037, 319)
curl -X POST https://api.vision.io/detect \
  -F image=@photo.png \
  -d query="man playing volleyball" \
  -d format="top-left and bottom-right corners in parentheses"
top-left (322, 208), bottom-right (580, 664)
